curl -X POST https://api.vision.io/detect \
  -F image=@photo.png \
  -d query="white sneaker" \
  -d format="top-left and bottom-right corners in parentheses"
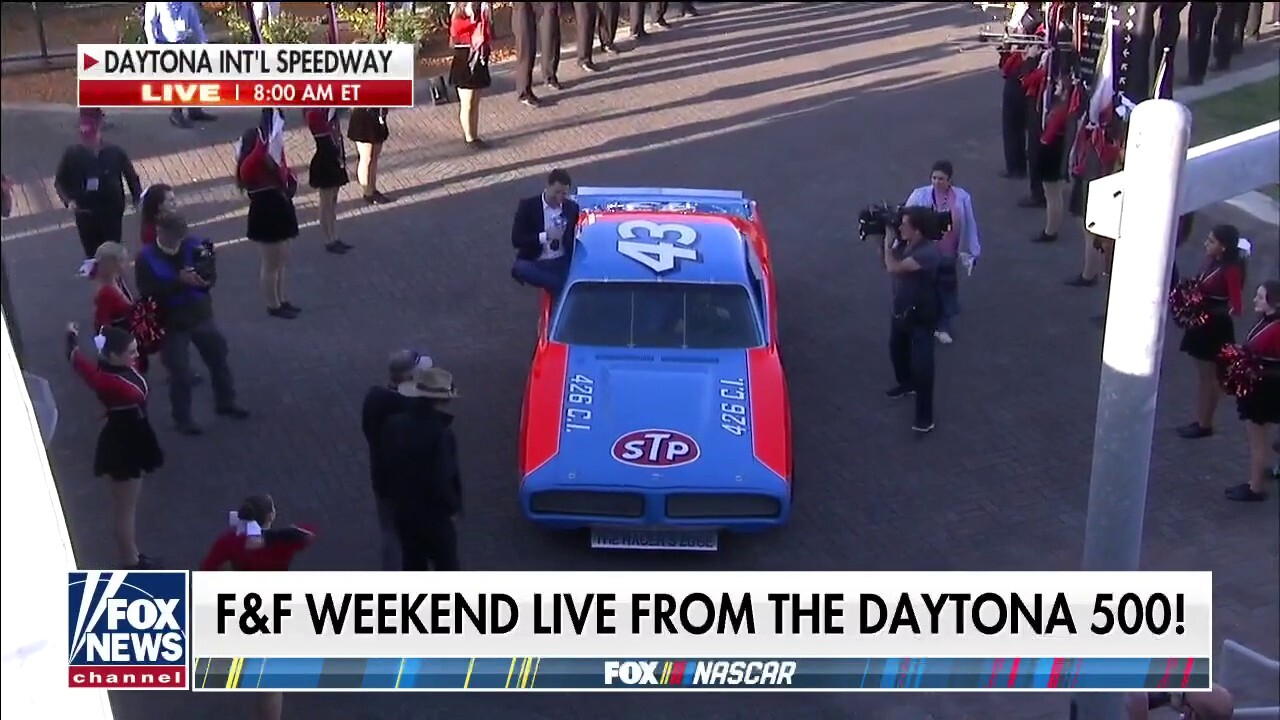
top-left (77, 258), bottom-right (96, 278)
top-left (934, 331), bottom-right (953, 344)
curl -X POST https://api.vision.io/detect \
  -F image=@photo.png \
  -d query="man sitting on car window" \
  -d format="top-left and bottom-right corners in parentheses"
top-left (510, 168), bottom-right (580, 293)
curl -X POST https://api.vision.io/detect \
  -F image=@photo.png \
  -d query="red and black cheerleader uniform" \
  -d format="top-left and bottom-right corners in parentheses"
top-left (93, 278), bottom-right (154, 375)
top-left (304, 108), bottom-right (350, 191)
top-left (1179, 259), bottom-right (1243, 361)
top-left (199, 523), bottom-right (315, 571)
top-left (66, 330), bottom-right (164, 481)
top-left (1237, 314), bottom-right (1280, 426)
top-left (239, 133), bottom-right (300, 245)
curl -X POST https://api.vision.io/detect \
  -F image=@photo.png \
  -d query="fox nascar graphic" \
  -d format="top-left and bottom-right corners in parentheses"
top-left (67, 571), bottom-right (189, 689)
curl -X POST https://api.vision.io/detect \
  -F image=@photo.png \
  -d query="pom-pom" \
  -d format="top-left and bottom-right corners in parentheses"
top-left (1217, 344), bottom-right (1264, 398)
top-left (1169, 278), bottom-right (1210, 329)
top-left (129, 297), bottom-right (165, 355)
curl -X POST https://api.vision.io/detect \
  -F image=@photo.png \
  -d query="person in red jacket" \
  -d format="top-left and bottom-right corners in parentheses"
top-left (449, 2), bottom-right (494, 150)
top-left (201, 494), bottom-right (313, 720)
top-left (65, 323), bottom-right (163, 569)
top-left (1227, 280), bottom-right (1280, 502)
top-left (1176, 224), bottom-right (1246, 440)
top-left (236, 114), bottom-right (301, 319)
top-left (138, 183), bottom-right (177, 247)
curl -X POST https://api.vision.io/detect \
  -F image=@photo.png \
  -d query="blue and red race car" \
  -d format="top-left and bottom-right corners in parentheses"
top-left (517, 187), bottom-right (793, 551)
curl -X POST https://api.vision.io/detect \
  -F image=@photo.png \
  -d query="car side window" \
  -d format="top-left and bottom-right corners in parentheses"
top-left (746, 247), bottom-right (767, 319)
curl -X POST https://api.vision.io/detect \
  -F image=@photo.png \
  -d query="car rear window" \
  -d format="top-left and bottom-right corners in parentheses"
top-left (552, 282), bottom-right (762, 349)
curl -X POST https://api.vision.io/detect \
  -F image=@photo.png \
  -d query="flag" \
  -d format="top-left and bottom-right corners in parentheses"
top-left (1086, 13), bottom-right (1114, 125)
top-left (375, 1), bottom-right (388, 41)
top-left (326, 2), bottom-right (339, 43)
top-left (242, 1), bottom-right (264, 44)
top-left (259, 108), bottom-right (286, 166)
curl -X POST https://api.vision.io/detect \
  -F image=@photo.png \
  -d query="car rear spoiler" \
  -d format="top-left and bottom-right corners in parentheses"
top-left (574, 187), bottom-right (755, 220)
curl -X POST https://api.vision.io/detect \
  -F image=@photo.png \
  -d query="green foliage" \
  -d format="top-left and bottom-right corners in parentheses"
top-left (219, 6), bottom-right (317, 44)
top-left (336, 6), bottom-right (378, 43)
top-left (118, 5), bottom-right (144, 43)
top-left (340, 4), bottom-right (440, 44)
top-left (385, 8), bottom-right (429, 44)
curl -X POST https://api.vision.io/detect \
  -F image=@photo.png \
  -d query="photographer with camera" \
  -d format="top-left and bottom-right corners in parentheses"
top-left (864, 205), bottom-right (943, 435)
top-left (904, 160), bottom-right (981, 344)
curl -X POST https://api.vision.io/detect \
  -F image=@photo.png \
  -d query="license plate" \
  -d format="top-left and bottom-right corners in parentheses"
top-left (590, 528), bottom-right (719, 552)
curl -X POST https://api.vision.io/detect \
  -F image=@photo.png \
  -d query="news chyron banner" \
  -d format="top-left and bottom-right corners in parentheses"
top-left (76, 45), bottom-right (415, 109)
top-left (67, 571), bottom-right (1212, 692)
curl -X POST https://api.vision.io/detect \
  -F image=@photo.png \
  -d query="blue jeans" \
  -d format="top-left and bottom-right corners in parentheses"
top-left (889, 321), bottom-right (935, 427)
top-left (512, 256), bottom-right (568, 292)
top-left (937, 257), bottom-right (960, 333)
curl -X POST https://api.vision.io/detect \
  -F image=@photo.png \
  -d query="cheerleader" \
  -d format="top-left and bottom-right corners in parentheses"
top-left (304, 107), bottom-right (353, 255)
top-left (347, 105), bottom-right (392, 205)
top-left (237, 114), bottom-right (301, 318)
top-left (138, 183), bottom-right (177, 247)
top-left (1176, 225), bottom-right (1246, 440)
top-left (1226, 281), bottom-right (1280, 502)
top-left (449, 2), bottom-right (494, 150)
top-left (65, 322), bottom-right (163, 569)
top-left (200, 493), bottom-right (313, 720)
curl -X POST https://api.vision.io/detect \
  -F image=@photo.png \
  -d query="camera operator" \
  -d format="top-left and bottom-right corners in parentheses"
top-left (882, 206), bottom-right (942, 435)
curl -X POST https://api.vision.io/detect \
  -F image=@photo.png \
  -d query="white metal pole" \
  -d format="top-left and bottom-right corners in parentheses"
top-left (1074, 99), bottom-right (1192, 719)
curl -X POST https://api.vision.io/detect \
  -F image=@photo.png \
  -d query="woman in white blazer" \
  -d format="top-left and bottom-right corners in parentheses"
top-left (904, 161), bottom-right (981, 344)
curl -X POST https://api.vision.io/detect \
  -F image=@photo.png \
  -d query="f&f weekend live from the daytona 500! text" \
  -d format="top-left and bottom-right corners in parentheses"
top-left (76, 45), bottom-right (417, 108)
top-left (67, 570), bottom-right (1214, 692)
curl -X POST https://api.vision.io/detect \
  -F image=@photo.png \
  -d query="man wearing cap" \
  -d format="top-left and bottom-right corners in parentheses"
top-left (379, 364), bottom-right (463, 571)
top-left (361, 349), bottom-right (432, 571)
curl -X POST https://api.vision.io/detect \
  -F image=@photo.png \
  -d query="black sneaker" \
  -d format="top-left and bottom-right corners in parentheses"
top-left (1064, 274), bottom-right (1097, 287)
top-left (188, 109), bottom-right (217, 122)
top-left (364, 191), bottom-right (392, 205)
top-left (520, 93), bottom-right (543, 108)
top-left (545, 78), bottom-right (563, 91)
top-left (325, 240), bottom-right (352, 254)
top-left (268, 305), bottom-right (298, 319)
top-left (579, 61), bottom-right (600, 73)
top-left (1176, 422), bottom-right (1213, 439)
top-left (886, 385), bottom-right (915, 399)
top-left (169, 112), bottom-right (193, 129)
top-left (128, 554), bottom-right (161, 569)
top-left (656, 18), bottom-right (671, 28)
top-left (215, 405), bottom-right (251, 420)
top-left (1032, 232), bottom-right (1058, 243)
top-left (280, 301), bottom-right (302, 314)
top-left (466, 138), bottom-right (489, 150)
top-left (602, 44), bottom-right (620, 54)
top-left (1224, 483), bottom-right (1267, 502)
top-left (174, 420), bottom-right (203, 436)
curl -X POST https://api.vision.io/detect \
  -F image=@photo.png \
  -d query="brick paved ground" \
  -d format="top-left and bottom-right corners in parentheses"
top-left (3, 3), bottom-right (1278, 719)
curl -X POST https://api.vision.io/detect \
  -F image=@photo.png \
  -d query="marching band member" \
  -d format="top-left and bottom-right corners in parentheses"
top-left (304, 107), bottom-right (353, 254)
top-left (237, 110), bottom-right (301, 317)
top-left (1225, 281), bottom-right (1280, 502)
top-left (449, 2), bottom-right (494, 149)
top-left (1016, 19), bottom-right (1050, 209)
top-left (997, 2), bottom-right (1043, 179)
top-left (1030, 70), bottom-right (1076, 243)
top-left (65, 322), bottom-right (163, 569)
top-left (904, 160), bottom-right (981, 345)
top-left (1175, 225), bottom-right (1246, 440)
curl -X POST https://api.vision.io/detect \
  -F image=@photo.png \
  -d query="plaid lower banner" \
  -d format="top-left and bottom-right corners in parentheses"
top-left (191, 657), bottom-right (1211, 691)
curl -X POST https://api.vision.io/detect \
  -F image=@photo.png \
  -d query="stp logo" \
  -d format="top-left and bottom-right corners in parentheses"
top-left (611, 429), bottom-right (701, 467)
top-left (67, 571), bottom-right (189, 689)
top-left (604, 660), bottom-right (661, 685)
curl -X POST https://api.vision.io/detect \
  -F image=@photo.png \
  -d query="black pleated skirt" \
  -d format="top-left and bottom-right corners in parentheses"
top-left (1179, 312), bottom-right (1235, 362)
top-left (347, 108), bottom-right (390, 145)
top-left (95, 411), bottom-right (164, 481)
top-left (308, 142), bottom-right (349, 190)
top-left (1237, 377), bottom-right (1280, 425)
top-left (246, 189), bottom-right (299, 244)
top-left (449, 46), bottom-right (492, 90)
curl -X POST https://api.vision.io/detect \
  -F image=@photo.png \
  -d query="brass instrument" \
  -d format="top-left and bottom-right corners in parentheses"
top-left (971, 2), bottom-right (1075, 49)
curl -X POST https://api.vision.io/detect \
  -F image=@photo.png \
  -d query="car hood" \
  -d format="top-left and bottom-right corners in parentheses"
top-left (549, 347), bottom-right (764, 488)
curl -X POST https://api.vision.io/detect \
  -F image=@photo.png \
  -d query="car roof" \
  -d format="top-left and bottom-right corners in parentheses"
top-left (569, 187), bottom-right (756, 285)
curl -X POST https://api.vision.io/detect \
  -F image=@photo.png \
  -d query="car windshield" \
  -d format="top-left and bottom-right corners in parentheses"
top-left (553, 282), bottom-right (763, 349)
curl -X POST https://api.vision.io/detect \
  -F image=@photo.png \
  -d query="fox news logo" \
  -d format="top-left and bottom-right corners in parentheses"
top-left (603, 660), bottom-right (796, 686)
top-left (67, 571), bottom-right (189, 689)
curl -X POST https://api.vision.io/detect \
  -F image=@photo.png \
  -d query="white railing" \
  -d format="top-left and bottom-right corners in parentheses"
top-left (1219, 640), bottom-right (1280, 718)
top-left (1085, 119), bottom-right (1280, 240)
top-left (0, 314), bottom-right (114, 720)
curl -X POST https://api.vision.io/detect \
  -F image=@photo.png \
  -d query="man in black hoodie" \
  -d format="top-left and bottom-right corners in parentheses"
top-left (361, 349), bottom-right (432, 570)
top-left (379, 365), bottom-right (463, 571)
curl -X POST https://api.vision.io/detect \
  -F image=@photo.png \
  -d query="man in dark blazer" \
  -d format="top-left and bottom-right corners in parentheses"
top-left (511, 168), bottom-right (580, 292)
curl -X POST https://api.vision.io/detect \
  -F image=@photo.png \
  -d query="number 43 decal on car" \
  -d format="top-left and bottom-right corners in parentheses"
top-left (616, 220), bottom-right (700, 274)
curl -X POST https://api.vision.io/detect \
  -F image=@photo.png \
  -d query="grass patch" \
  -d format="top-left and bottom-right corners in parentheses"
top-left (1187, 78), bottom-right (1280, 199)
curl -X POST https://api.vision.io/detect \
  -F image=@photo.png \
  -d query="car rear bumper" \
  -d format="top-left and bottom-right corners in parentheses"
top-left (519, 483), bottom-right (791, 532)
